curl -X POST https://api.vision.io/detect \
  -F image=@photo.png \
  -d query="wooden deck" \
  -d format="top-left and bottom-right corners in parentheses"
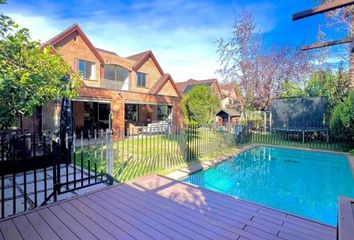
top-left (0, 174), bottom-right (336, 240)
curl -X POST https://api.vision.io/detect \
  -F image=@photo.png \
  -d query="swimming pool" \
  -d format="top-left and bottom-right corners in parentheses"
top-left (184, 146), bottom-right (354, 226)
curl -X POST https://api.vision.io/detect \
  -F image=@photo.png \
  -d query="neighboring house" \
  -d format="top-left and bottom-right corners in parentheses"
top-left (176, 79), bottom-right (243, 125)
top-left (217, 83), bottom-right (244, 125)
top-left (22, 24), bottom-right (183, 135)
top-left (176, 78), bottom-right (222, 98)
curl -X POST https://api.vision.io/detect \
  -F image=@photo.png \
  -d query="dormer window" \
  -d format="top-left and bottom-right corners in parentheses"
top-left (136, 72), bottom-right (146, 87)
top-left (78, 59), bottom-right (95, 80)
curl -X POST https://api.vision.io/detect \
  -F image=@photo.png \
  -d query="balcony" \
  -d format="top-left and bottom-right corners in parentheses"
top-left (100, 79), bottom-right (128, 91)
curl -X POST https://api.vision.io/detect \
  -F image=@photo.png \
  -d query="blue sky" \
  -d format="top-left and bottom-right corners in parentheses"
top-left (1, 0), bottom-right (346, 81)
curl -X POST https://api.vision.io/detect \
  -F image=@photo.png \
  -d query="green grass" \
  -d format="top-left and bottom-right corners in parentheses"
top-left (349, 149), bottom-right (354, 157)
top-left (251, 132), bottom-right (349, 152)
top-left (75, 128), bottom-right (238, 182)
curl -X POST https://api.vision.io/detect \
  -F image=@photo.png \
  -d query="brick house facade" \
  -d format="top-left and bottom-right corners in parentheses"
top-left (27, 24), bottom-right (182, 135)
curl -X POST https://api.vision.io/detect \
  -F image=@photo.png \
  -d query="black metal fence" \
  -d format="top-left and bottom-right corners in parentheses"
top-left (249, 121), bottom-right (351, 152)
top-left (1, 121), bottom-right (350, 219)
top-left (0, 131), bottom-right (112, 219)
top-left (100, 124), bottom-right (249, 183)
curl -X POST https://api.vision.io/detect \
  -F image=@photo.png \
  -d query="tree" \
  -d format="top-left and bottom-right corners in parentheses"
top-left (216, 10), bottom-right (313, 110)
top-left (279, 80), bottom-right (304, 98)
top-left (0, 11), bottom-right (81, 129)
top-left (305, 66), bottom-right (351, 111)
top-left (330, 90), bottom-right (354, 145)
top-left (181, 85), bottom-right (220, 125)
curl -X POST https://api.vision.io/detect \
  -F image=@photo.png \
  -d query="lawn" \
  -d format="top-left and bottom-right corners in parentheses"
top-left (74, 128), bottom-right (238, 182)
top-left (251, 132), bottom-right (349, 152)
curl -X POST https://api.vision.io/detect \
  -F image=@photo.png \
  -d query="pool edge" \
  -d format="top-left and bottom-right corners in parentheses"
top-left (165, 143), bottom-right (353, 180)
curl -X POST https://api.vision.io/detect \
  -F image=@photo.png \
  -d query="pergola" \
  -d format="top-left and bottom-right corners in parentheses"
top-left (293, 0), bottom-right (354, 87)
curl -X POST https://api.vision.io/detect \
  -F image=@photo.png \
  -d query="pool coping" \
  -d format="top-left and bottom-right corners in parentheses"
top-left (165, 143), bottom-right (354, 180)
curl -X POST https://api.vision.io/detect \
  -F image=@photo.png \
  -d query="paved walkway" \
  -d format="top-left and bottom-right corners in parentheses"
top-left (0, 174), bottom-right (336, 240)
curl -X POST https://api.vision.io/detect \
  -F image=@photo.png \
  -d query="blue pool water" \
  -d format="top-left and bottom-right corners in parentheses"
top-left (184, 146), bottom-right (354, 226)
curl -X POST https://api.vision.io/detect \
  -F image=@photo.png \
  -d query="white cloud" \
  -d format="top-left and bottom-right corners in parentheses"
top-left (3, 0), bottom-right (277, 81)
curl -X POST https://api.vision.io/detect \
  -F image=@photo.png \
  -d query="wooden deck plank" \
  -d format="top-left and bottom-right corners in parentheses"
top-left (147, 184), bottom-right (255, 220)
top-left (69, 199), bottom-right (134, 240)
top-left (114, 185), bottom-right (243, 240)
top-left (0, 220), bottom-right (23, 240)
top-left (87, 194), bottom-right (172, 240)
top-left (48, 205), bottom-right (98, 240)
top-left (103, 188), bottom-right (214, 240)
top-left (125, 176), bottom-right (331, 240)
top-left (12, 215), bottom-right (41, 240)
top-left (136, 175), bottom-right (336, 232)
top-left (114, 185), bottom-right (249, 231)
top-left (37, 208), bottom-right (79, 240)
top-left (116, 184), bottom-right (280, 240)
top-left (130, 175), bottom-right (337, 239)
top-left (338, 197), bottom-right (354, 240)
top-left (25, 212), bottom-right (61, 240)
top-left (78, 196), bottom-right (155, 240)
top-left (96, 190), bottom-right (192, 240)
top-left (141, 175), bottom-right (332, 235)
top-left (0, 228), bottom-right (3, 240)
top-left (0, 174), bottom-right (337, 240)
top-left (59, 202), bottom-right (117, 240)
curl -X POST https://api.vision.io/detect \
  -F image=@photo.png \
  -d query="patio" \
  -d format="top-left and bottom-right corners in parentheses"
top-left (0, 174), bottom-right (336, 240)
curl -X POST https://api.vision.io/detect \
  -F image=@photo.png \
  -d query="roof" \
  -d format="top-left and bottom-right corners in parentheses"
top-left (42, 24), bottom-right (104, 64)
top-left (127, 50), bottom-right (164, 75)
top-left (217, 108), bottom-right (241, 117)
top-left (176, 78), bottom-right (219, 94)
top-left (149, 74), bottom-right (182, 98)
top-left (96, 48), bottom-right (119, 56)
top-left (219, 83), bottom-right (235, 92)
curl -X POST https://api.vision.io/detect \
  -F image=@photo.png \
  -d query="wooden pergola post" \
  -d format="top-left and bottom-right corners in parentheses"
top-left (293, 0), bottom-right (354, 87)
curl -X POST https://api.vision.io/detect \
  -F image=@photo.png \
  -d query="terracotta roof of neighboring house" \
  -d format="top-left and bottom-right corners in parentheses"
top-left (220, 83), bottom-right (235, 92)
top-left (149, 74), bottom-right (182, 98)
top-left (177, 78), bottom-right (220, 95)
top-left (127, 50), bottom-right (164, 75)
top-left (175, 82), bottom-right (187, 93)
top-left (218, 108), bottom-right (241, 117)
top-left (42, 24), bottom-right (104, 64)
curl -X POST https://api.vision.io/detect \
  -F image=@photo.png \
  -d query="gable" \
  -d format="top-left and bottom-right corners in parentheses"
top-left (43, 24), bottom-right (104, 64)
top-left (157, 79), bottom-right (180, 97)
top-left (150, 74), bottom-right (182, 98)
top-left (128, 51), bottom-right (164, 75)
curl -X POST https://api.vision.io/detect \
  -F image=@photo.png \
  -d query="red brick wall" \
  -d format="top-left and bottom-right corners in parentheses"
top-left (73, 101), bottom-right (84, 129)
top-left (77, 87), bottom-right (183, 134)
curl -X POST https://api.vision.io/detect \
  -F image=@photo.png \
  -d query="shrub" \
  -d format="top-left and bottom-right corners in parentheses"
top-left (330, 91), bottom-right (354, 145)
top-left (181, 85), bottom-right (220, 125)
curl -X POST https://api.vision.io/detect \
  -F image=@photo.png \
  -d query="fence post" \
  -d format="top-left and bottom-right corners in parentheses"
top-left (106, 129), bottom-right (114, 178)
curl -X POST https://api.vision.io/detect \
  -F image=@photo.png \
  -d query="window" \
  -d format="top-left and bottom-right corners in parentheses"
top-left (78, 59), bottom-right (95, 80)
top-left (136, 72), bottom-right (146, 87)
top-left (104, 65), bottom-right (129, 82)
top-left (125, 104), bottom-right (138, 121)
top-left (157, 105), bottom-right (172, 121)
top-left (104, 64), bottom-right (115, 81)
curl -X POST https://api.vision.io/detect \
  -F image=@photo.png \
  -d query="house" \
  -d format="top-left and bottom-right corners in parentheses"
top-left (176, 78), bottom-right (222, 98)
top-left (22, 24), bottom-right (183, 136)
top-left (217, 83), bottom-right (243, 125)
top-left (176, 78), bottom-right (243, 125)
